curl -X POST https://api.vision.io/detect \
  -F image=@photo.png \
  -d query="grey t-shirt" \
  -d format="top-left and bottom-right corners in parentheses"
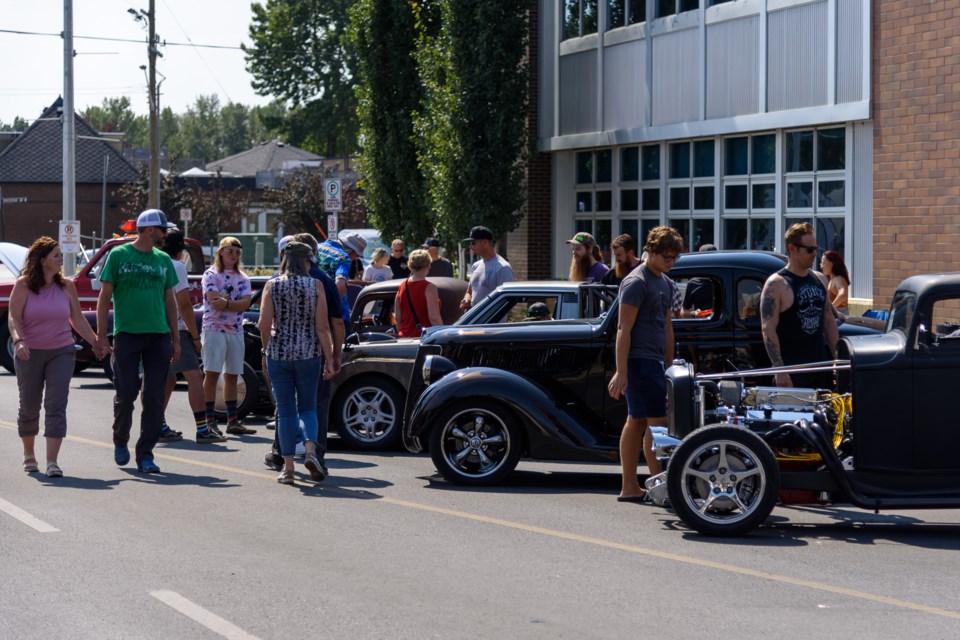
top-left (469, 255), bottom-right (513, 304)
top-left (619, 263), bottom-right (672, 361)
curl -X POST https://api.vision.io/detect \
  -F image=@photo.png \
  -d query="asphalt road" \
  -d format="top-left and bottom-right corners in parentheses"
top-left (2, 370), bottom-right (960, 639)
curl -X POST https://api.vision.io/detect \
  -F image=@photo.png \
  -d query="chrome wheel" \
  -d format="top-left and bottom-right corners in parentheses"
top-left (667, 425), bottom-right (779, 536)
top-left (341, 386), bottom-right (398, 444)
top-left (437, 408), bottom-right (512, 480)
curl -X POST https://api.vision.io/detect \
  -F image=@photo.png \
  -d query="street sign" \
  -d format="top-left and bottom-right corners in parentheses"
top-left (324, 178), bottom-right (342, 212)
top-left (59, 220), bottom-right (81, 253)
top-left (327, 214), bottom-right (339, 238)
top-left (180, 207), bottom-right (193, 221)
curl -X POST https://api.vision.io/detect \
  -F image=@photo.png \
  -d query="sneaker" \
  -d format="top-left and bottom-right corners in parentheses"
top-left (205, 421), bottom-right (225, 438)
top-left (137, 458), bottom-right (161, 473)
top-left (196, 428), bottom-right (227, 444)
top-left (277, 469), bottom-right (295, 485)
top-left (114, 446), bottom-right (130, 466)
top-left (304, 452), bottom-right (328, 482)
top-left (263, 451), bottom-right (283, 471)
top-left (159, 424), bottom-right (183, 442)
top-left (265, 420), bottom-right (277, 430)
top-left (226, 420), bottom-right (256, 435)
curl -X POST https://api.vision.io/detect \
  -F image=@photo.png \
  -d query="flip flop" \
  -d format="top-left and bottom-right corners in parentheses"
top-left (23, 457), bottom-right (39, 473)
top-left (45, 462), bottom-right (63, 478)
top-left (616, 494), bottom-right (649, 504)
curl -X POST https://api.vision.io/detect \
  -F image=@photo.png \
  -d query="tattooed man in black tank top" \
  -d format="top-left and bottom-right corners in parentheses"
top-left (759, 222), bottom-right (839, 388)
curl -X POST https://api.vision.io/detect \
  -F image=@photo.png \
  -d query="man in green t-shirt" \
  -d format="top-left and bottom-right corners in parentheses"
top-left (96, 209), bottom-right (181, 473)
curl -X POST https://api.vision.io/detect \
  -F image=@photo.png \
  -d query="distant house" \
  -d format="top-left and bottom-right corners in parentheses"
top-left (0, 98), bottom-right (139, 247)
top-left (202, 139), bottom-right (362, 236)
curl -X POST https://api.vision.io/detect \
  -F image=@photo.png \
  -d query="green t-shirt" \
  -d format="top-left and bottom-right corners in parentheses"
top-left (99, 242), bottom-right (178, 334)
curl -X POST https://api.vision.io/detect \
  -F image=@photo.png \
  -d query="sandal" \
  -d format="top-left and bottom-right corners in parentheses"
top-left (45, 462), bottom-right (63, 478)
top-left (23, 456), bottom-right (39, 473)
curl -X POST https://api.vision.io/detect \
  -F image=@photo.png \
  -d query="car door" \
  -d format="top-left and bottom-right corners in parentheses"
top-left (670, 268), bottom-right (735, 374)
top-left (910, 295), bottom-right (960, 470)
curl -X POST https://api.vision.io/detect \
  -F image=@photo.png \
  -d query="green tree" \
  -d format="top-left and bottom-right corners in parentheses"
top-left (82, 97), bottom-right (149, 148)
top-left (220, 102), bottom-right (253, 156)
top-left (415, 0), bottom-right (529, 244)
top-left (262, 167), bottom-right (364, 238)
top-left (173, 95), bottom-right (223, 163)
top-left (348, 0), bottom-right (433, 245)
top-left (245, 0), bottom-right (358, 157)
top-left (0, 116), bottom-right (29, 132)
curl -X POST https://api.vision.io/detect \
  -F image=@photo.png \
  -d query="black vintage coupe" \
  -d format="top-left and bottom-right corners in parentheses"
top-left (402, 251), bottom-right (879, 485)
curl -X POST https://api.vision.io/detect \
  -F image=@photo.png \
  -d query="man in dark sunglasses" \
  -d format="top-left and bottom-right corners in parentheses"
top-left (759, 222), bottom-right (838, 389)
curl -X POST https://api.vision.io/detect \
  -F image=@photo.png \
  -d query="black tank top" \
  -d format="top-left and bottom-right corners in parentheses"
top-left (776, 268), bottom-right (827, 365)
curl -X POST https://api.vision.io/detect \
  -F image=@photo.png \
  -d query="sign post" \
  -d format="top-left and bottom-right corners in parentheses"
top-left (59, 221), bottom-right (81, 254)
top-left (324, 179), bottom-right (342, 241)
top-left (179, 207), bottom-right (192, 238)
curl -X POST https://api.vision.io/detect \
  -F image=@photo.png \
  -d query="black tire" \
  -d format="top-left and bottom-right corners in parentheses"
top-left (332, 377), bottom-right (405, 450)
top-left (214, 361), bottom-right (259, 421)
top-left (0, 320), bottom-right (15, 373)
top-left (666, 424), bottom-right (780, 537)
top-left (428, 400), bottom-right (525, 486)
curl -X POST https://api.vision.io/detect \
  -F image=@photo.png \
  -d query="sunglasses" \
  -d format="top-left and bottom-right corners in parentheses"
top-left (794, 243), bottom-right (819, 254)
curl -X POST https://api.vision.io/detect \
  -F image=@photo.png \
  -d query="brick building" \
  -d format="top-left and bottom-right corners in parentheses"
top-left (526, 0), bottom-right (959, 307)
top-left (0, 98), bottom-right (139, 247)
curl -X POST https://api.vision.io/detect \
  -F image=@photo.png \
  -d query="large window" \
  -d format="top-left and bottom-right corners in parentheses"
top-left (564, 0), bottom-right (599, 39)
top-left (575, 149), bottom-right (613, 262)
top-left (607, 0), bottom-right (646, 29)
top-left (657, 0), bottom-right (700, 18)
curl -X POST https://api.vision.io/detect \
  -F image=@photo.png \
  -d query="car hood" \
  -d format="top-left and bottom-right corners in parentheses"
top-left (422, 320), bottom-right (603, 346)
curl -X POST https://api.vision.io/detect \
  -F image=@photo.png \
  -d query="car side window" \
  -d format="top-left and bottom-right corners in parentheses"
top-left (736, 278), bottom-right (764, 324)
top-left (672, 276), bottom-right (722, 321)
top-left (497, 296), bottom-right (559, 323)
top-left (357, 296), bottom-right (394, 331)
top-left (558, 293), bottom-right (579, 319)
top-left (927, 298), bottom-right (960, 344)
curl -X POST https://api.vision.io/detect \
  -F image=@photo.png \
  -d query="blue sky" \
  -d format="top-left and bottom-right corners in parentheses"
top-left (1, 0), bottom-right (273, 124)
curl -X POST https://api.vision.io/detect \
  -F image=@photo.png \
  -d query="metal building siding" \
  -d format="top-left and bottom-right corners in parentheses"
top-left (706, 16), bottom-right (760, 119)
top-left (539, 0), bottom-right (557, 138)
top-left (767, 1), bottom-right (829, 112)
top-left (559, 50), bottom-right (600, 135)
top-left (603, 40), bottom-right (647, 132)
top-left (851, 120), bottom-right (872, 299)
top-left (837, 0), bottom-right (864, 104)
top-left (651, 28), bottom-right (700, 126)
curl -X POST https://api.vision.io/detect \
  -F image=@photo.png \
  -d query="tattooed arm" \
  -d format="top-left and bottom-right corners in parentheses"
top-left (760, 275), bottom-right (792, 387)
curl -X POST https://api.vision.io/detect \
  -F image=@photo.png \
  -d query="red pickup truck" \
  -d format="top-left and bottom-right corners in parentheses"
top-left (0, 235), bottom-right (207, 373)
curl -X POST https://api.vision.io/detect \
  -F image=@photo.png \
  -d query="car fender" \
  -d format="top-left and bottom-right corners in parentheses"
top-left (407, 367), bottom-right (612, 461)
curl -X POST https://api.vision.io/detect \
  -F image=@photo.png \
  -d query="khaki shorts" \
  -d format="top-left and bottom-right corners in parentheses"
top-left (201, 330), bottom-right (245, 375)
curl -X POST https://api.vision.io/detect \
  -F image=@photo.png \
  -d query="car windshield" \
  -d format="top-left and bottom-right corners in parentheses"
top-left (887, 291), bottom-right (916, 334)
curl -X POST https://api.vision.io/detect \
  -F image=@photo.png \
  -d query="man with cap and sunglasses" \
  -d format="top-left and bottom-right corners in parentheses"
top-left (96, 208), bottom-right (181, 473)
top-left (459, 226), bottom-right (513, 311)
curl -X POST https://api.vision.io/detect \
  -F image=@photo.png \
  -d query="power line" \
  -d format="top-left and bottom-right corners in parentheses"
top-left (0, 27), bottom-right (259, 52)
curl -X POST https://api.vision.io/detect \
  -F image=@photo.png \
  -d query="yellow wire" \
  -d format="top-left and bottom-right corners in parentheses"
top-left (773, 393), bottom-right (851, 462)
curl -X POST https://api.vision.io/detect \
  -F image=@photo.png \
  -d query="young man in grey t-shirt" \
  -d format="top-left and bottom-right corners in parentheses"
top-left (607, 226), bottom-right (684, 502)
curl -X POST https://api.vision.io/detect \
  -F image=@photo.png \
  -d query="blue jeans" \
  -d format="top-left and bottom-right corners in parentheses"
top-left (266, 356), bottom-right (322, 457)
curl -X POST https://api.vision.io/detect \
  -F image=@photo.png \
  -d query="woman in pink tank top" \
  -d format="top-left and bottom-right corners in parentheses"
top-left (7, 237), bottom-right (106, 477)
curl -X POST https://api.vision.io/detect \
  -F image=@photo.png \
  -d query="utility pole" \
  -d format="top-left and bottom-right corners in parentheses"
top-left (62, 0), bottom-right (77, 276)
top-left (130, 2), bottom-right (161, 209)
top-left (147, 0), bottom-right (159, 209)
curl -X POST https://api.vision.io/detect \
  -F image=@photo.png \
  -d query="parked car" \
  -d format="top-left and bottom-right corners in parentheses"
top-left (402, 251), bottom-right (882, 485)
top-left (0, 234), bottom-right (206, 373)
top-left (330, 278), bottom-right (618, 450)
top-left (655, 272), bottom-right (960, 536)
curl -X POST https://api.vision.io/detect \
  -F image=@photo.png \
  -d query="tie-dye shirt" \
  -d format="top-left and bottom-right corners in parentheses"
top-left (201, 268), bottom-right (251, 334)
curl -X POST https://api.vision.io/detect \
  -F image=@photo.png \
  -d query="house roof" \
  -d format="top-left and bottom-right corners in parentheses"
top-left (205, 139), bottom-right (321, 177)
top-left (0, 97), bottom-right (139, 184)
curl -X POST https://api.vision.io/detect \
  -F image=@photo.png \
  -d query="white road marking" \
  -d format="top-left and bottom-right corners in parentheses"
top-left (151, 590), bottom-right (261, 640)
top-left (0, 496), bottom-right (59, 533)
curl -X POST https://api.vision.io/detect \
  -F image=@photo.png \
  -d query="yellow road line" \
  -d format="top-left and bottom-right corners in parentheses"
top-left (3, 420), bottom-right (959, 621)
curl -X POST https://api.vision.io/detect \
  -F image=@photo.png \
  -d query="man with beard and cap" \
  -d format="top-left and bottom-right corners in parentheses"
top-left (566, 232), bottom-right (609, 283)
top-left (760, 222), bottom-right (838, 389)
top-left (423, 237), bottom-right (454, 278)
top-left (96, 209), bottom-right (180, 473)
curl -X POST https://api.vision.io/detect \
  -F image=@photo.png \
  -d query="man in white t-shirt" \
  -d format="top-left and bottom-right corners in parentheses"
top-left (159, 228), bottom-right (225, 443)
top-left (459, 226), bottom-right (513, 310)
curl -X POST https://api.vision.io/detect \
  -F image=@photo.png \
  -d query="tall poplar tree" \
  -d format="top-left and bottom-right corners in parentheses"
top-left (348, 0), bottom-right (435, 245)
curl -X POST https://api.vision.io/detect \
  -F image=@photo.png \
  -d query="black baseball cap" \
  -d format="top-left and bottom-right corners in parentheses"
top-left (423, 237), bottom-right (440, 248)
top-left (462, 226), bottom-right (494, 243)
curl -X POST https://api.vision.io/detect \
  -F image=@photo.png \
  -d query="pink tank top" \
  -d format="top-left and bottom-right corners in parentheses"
top-left (22, 284), bottom-right (74, 350)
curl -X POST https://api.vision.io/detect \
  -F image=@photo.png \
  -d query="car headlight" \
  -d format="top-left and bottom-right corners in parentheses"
top-left (423, 355), bottom-right (457, 386)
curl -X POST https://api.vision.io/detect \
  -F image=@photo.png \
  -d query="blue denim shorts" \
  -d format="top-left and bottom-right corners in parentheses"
top-left (625, 357), bottom-right (666, 419)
